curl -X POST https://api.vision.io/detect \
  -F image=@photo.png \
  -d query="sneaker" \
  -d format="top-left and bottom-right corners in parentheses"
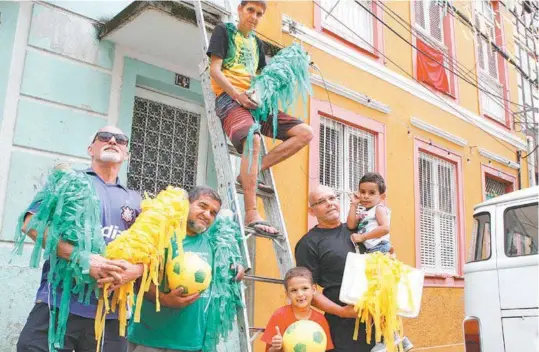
top-left (370, 343), bottom-right (387, 352)
top-left (400, 336), bottom-right (414, 351)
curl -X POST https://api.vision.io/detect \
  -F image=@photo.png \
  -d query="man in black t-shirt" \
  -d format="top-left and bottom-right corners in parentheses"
top-left (295, 185), bottom-right (375, 352)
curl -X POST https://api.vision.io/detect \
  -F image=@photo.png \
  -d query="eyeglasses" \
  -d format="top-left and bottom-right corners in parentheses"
top-left (310, 195), bottom-right (340, 207)
top-left (93, 132), bottom-right (129, 146)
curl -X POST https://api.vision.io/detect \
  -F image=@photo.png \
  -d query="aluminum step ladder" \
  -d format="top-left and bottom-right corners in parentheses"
top-left (193, 1), bottom-right (296, 351)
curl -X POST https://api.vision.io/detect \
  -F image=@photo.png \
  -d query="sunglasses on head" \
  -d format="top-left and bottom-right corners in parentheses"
top-left (93, 131), bottom-right (129, 146)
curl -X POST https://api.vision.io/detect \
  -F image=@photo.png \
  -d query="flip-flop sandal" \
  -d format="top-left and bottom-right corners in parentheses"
top-left (236, 176), bottom-right (275, 194)
top-left (245, 220), bottom-right (280, 236)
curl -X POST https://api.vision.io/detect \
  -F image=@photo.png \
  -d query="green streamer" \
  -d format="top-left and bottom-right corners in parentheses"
top-left (12, 168), bottom-right (105, 351)
top-left (249, 42), bottom-right (312, 136)
top-left (203, 212), bottom-right (245, 352)
top-left (245, 42), bottom-right (313, 166)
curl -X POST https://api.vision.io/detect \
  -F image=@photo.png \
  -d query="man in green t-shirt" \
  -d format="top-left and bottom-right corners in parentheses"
top-left (127, 186), bottom-right (245, 352)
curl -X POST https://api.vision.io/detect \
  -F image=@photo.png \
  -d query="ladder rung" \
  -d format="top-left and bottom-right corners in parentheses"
top-left (244, 227), bottom-right (283, 240)
top-left (245, 274), bottom-right (285, 284)
top-left (235, 183), bottom-right (275, 199)
top-left (227, 143), bottom-right (241, 157)
top-left (249, 327), bottom-right (266, 333)
top-left (249, 327), bottom-right (265, 343)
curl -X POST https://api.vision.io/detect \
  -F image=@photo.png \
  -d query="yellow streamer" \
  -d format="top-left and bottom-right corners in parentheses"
top-left (353, 252), bottom-right (413, 352)
top-left (94, 186), bottom-right (190, 350)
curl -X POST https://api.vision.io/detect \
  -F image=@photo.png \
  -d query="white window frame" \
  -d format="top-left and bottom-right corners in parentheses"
top-left (320, 0), bottom-right (374, 53)
top-left (476, 0), bottom-right (499, 81)
top-left (413, 0), bottom-right (447, 50)
top-left (419, 151), bottom-right (458, 276)
top-left (318, 116), bottom-right (376, 221)
top-left (475, 1), bottom-right (505, 122)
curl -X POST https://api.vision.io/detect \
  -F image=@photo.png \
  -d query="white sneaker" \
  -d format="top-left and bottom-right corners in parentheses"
top-left (370, 342), bottom-right (387, 352)
top-left (399, 336), bottom-right (414, 351)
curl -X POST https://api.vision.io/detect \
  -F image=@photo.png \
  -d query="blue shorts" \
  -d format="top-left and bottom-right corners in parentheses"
top-left (366, 241), bottom-right (391, 254)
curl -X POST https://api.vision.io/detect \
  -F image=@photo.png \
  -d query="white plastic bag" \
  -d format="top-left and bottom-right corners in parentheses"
top-left (339, 252), bottom-right (425, 318)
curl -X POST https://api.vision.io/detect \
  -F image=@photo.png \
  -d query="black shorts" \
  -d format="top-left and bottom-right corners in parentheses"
top-left (325, 313), bottom-right (376, 352)
top-left (17, 302), bottom-right (127, 352)
top-left (323, 287), bottom-right (376, 352)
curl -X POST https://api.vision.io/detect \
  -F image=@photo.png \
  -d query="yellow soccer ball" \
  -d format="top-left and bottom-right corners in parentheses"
top-left (166, 252), bottom-right (212, 295)
top-left (283, 320), bottom-right (327, 352)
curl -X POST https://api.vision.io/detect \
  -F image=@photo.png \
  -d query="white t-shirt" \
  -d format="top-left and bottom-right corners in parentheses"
top-left (356, 204), bottom-right (391, 249)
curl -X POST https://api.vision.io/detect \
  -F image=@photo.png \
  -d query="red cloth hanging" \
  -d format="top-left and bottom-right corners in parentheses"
top-left (416, 38), bottom-right (450, 93)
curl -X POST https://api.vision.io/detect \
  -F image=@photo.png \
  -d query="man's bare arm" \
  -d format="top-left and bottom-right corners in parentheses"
top-left (312, 292), bottom-right (357, 318)
top-left (144, 284), bottom-right (200, 309)
top-left (22, 213), bottom-right (74, 260)
top-left (22, 213), bottom-right (128, 280)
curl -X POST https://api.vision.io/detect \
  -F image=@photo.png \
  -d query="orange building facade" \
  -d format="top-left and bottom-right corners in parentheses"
top-left (249, 1), bottom-right (531, 351)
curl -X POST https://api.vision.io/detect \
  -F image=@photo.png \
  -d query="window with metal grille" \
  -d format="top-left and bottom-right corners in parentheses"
top-left (485, 177), bottom-right (507, 199)
top-left (127, 97), bottom-right (200, 196)
top-left (320, 0), bottom-right (374, 51)
top-left (419, 152), bottom-right (458, 275)
top-left (319, 116), bottom-right (375, 220)
top-left (414, 0), bottom-right (444, 46)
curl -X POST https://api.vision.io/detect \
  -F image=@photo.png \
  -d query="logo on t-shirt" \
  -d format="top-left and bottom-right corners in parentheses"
top-left (102, 225), bottom-right (122, 241)
top-left (121, 205), bottom-right (136, 226)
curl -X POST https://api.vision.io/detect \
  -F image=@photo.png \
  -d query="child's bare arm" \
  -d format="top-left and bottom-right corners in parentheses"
top-left (346, 192), bottom-right (361, 230)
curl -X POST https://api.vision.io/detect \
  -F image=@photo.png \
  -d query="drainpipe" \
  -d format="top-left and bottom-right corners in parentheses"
top-left (527, 137), bottom-right (537, 187)
top-left (517, 150), bottom-right (522, 190)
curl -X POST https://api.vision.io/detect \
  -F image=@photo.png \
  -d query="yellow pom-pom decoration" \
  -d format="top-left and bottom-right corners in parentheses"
top-left (94, 186), bottom-right (190, 352)
top-left (283, 320), bottom-right (327, 352)
top-left (166, 252), bottom-right (212, 295)
top-left (353, 252), bottom-right (413, 352)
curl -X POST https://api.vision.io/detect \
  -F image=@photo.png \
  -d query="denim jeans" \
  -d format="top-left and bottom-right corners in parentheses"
top-left (366, 240), bottom-right (391, 254)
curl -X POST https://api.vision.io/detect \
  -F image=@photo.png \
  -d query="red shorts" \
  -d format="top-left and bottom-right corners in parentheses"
top-left (215, 93), bottom-right (304, 154)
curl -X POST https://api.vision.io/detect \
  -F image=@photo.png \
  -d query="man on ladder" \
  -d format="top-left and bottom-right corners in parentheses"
top-left (207, 0), bottom-right (313, 236)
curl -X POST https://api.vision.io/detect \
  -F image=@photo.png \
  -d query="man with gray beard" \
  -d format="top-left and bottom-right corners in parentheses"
top-left (17, 125), bottom-right (145, 352)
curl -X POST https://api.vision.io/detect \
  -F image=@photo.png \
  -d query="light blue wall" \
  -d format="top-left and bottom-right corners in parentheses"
top-left (0, 246), bottom-right (42, 348)
top-left (0, 2), bottom-right (20, 126)
top-left (28, 3), bottom-right (115, 69)
top-left (1, 2), bottom-right (113, 243)
top-left (46, 0), bottom-right (133, 21)
top-left (0, 1), bottom-right (235, 350)
top-left (13, 99), bottom-right (107, 158)
top-left (21, 50), bottom-right (112, 114)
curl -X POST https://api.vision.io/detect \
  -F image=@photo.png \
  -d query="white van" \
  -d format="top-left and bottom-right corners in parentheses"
top-left (463, 186), bottom-right (538, 352)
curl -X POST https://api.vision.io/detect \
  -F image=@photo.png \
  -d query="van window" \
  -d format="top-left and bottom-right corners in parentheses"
top-left (504, 203), bottom-right (538, 257)
top-left (468, 212), bottom-right (491, 262)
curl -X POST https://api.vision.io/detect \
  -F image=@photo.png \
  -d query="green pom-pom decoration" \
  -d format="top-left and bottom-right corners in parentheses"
top-left (12, 167), bottom-right (104, 351)
top-left (245, 42), bottom-right (313, 169)
top-left (202, 211), bottom-right (245, 352)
